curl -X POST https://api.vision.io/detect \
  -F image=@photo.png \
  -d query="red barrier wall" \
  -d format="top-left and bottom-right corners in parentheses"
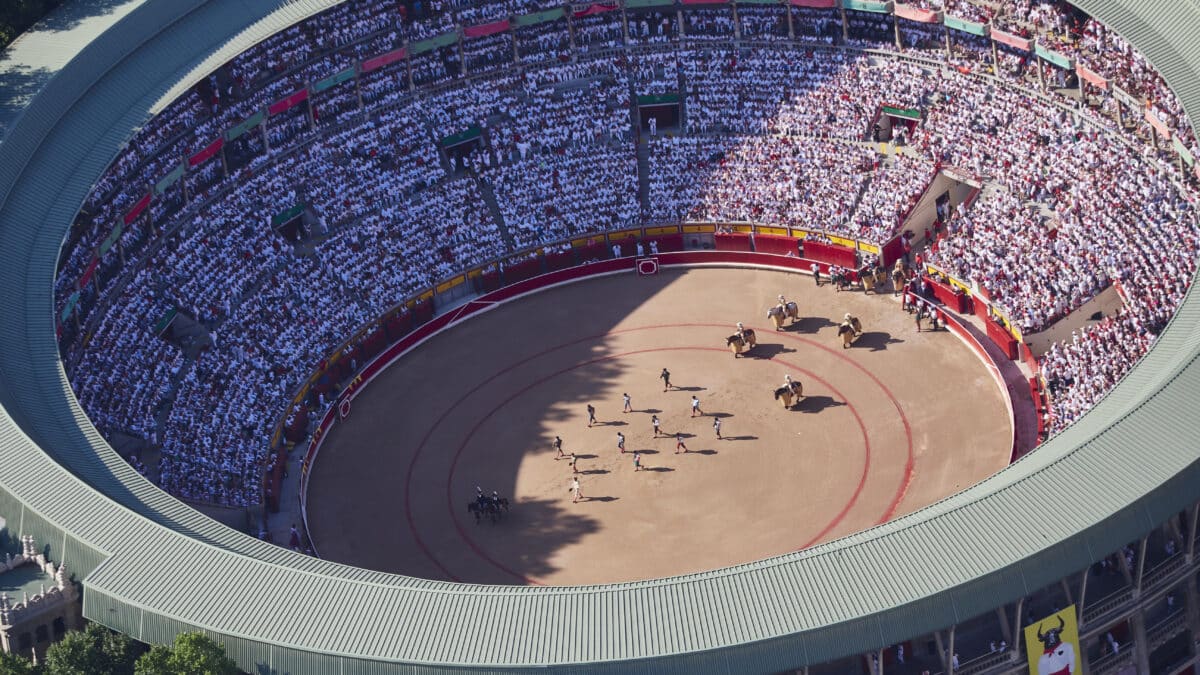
top-left (985, 318), bottom-right (1019, 360)
top-left (927, 277), bottom-right (967, 313)
top-left (801, 239), bottom-right (857, 268)
top-left (754, 234), bottom-right (800, 257)
top-left (714, 233), bottom-right (753, 251)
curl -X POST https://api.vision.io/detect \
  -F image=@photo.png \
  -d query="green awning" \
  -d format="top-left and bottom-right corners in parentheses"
top-left (271, 203), bottom-right (306, 227)
top-left (637, 93), bottom-right (681, 105)
top-left (1173, 136), bottom-right (1195, 166)
top-left (225, 108), bottom-right (265, 141)
top-left (154, 162), bottom-right (185, 195)
top-left (410, 31), bottom-right (459, 54)
top-left (626, 0), bottom-right (674, 8)
top-left (882, 105), bottom-right (921, 120)
top-left (60, 291), bottom-right (80, 324)
top-left (440, 126), bottom-right (483, 148)
top-left (153, 308), bottom-right (178, 336)
top-left (313, 67), bottom-right (356, 93)
top-left (98, 223), bottom-right (122, 257)
top-left (514, 7), bottom-right (565, 26)
top-left (1035, 43), bottom-right (1073, 69)
top-left (843, 0), bottom-right (892, 13)
top-left (944, 14), bottom-right (987, 36)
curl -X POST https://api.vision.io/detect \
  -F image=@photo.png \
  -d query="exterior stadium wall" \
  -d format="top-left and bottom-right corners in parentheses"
top-left (0, 1), bottom-right (1198, 673)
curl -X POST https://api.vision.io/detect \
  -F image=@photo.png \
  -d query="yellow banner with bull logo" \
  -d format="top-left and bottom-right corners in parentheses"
top-left (1023, 605), bottom-right (1079, 675)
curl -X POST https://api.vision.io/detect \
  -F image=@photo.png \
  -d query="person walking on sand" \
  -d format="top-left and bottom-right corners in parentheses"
top-left (713, 417), bottom-right (722, 439)
top-left (569, 453), bottom-right (579, 474)
top-left (617, 431), bottom-right (626, 453)
top-left (623, 392), bottom-right (632, 413)
top-left (691, 395), bottom-right (702, 417)
top-left (651, 414), bottom-right (661, 437)
top-left (675, 432), bottom-right (688, 454)
top-left (554, 435), bottom-right (565, 459)
top-left (587, 403), bottom-right (596, 427)
top-left (633, 451), bottom-right (642, 472)
top-left (570, 476), bottom-right (582, 503)
top-left (660, 368), bottom-right (672, 391)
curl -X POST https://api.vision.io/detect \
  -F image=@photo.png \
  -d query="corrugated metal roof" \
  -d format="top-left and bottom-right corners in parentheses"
top-left (0, 0), bottom-right (1198, 671)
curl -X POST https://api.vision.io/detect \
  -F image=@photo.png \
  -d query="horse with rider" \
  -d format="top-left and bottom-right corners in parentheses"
top-left (838, 313), bottom-right (863, 348)
top-left (726, 321), bottom-right (757, 356)
top-left (773, 374), bottom-right (804, 408)
top-left (767, 294), bottom-right (800, 330)
top-left (467, 487), bottom-right (511, 524)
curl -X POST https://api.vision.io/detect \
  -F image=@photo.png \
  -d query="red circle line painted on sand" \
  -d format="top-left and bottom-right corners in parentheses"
top-left (397, 322), bottom-right (913, 585)
top-left (443, 346), bottom-right (876, 585)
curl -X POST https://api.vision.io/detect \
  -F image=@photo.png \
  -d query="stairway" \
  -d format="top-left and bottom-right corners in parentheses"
top-left (475, 176), bottom-right (516, 250)
top-left (636, 139), bottom-right (653, 214)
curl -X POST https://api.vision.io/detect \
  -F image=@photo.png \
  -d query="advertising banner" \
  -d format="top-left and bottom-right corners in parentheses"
top-left (188, 137), bottom-right (224, 167)
top-left (268, 88), bottom-right (310, 116)
top-left (1075, 63), bottom-right (1108, 90)
top-left (991, 28), bottom-right (1033, 51)
top-left (842, 0), bottom-right (891, 13)
top-left (225, 109), bottom-right (265, 141)
top-left (123, 193), bottom-right (150, 225)
top-left (313, 66), bottom-right (357, 90)
top-left (410, 31), bottom-right (459, 54)
top-left (1035, 43), bottom-right (1073, 69)
top-left (1145, 108), bottom-right (1172, 138)
top-left (573, 3), bottom-right (618, 18)
top-left (1023, 606), bottom-right (1079, 675)
top-left (464, 19), bottom-right (511, 38)
top-left (894, 3), bottom-right (941, 23)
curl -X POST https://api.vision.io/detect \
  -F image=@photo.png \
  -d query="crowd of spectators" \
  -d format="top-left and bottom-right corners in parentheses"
top-left (56, 2), bottom-right (1200, 504)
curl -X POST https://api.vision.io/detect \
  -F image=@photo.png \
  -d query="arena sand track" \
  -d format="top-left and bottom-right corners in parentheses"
top-left (305, 268), bottom-right (1011, 586)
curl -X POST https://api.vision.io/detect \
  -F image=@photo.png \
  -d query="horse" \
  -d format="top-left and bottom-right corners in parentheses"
top-left (725, 329), bottom-right (756, 356)
top-left (773, 381), bottom-right (803, 408)
top-left (467, 494), bottom-right (510, 524)
top-left (767, 303), bottom-right (798, 330)
top-left (874, 266), bottom-right (888, 289)
top-left (767, 305), bottom-right (786, 330)
top-left (892, 263), bottom-right (909, 291)
top-left (838, 321), bottom-right (858, 349)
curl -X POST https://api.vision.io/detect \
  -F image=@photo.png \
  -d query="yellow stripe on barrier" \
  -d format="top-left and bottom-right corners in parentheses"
top-left (828, 235), bottom-right (857, 248)
top-left (858, 242), bottom-right (880, 255)
top-left (436, 275), bottom-right (465, 294)
top-left (644, 225), bottom-right (680, 235)
top-left (756, 226), bottom-right (788, 236)
top-left (682, 224), bottom-right (715, 233)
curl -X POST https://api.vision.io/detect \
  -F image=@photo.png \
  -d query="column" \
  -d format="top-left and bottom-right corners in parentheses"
top-left (1129, 611), bottom-right (1152, 675)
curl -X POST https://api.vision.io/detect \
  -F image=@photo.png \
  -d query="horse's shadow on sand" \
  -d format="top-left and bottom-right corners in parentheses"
top-left (788, 317), bottom-right (837, 334)
top-left (792, 395), bottom-right (845, 413)
top-left (854, 331), bottom-right (904, 352)
top-left (746, 344), bottom-right (796, 359)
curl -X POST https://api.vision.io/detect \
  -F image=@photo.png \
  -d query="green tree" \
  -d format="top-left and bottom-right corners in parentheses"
top-left (0, 649), bottom-right (40, 675)
top-left (0, 0), bottom-right (66, 50)
top-left (43, 623), bottom-right (137, 675)
top-left (134, 632), bottom-right (238, 675)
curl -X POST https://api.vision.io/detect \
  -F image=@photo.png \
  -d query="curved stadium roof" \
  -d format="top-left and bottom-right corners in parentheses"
top-left (0, 1), bottom-right (1198, 672)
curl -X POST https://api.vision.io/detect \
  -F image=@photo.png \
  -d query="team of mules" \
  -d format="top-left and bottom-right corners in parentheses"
top-left (767, 302), bottom-right (800, 330)
top-left (838, 316), bottom-right (863, 348)
top-left (467, 492), bottom-right (511, 524)
top-left (773, 381), bottom-right (804, 408)
top-left (726, 329), bottom-right (757, 356)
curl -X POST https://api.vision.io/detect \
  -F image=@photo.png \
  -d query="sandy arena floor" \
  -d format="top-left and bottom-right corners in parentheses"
top-left (305, 267), bottom-right (1012, 586)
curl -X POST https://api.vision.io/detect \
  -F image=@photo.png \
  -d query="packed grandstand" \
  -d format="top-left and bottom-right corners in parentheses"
top-left (53, 0), bottom-right (1198, 537)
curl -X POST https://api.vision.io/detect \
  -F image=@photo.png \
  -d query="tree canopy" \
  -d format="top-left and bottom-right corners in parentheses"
top-left (0, 1), bottom-right (66, 51)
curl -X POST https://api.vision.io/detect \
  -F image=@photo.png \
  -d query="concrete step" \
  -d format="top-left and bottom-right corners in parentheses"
top-left (475, 176), bottom-right (515, 251)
